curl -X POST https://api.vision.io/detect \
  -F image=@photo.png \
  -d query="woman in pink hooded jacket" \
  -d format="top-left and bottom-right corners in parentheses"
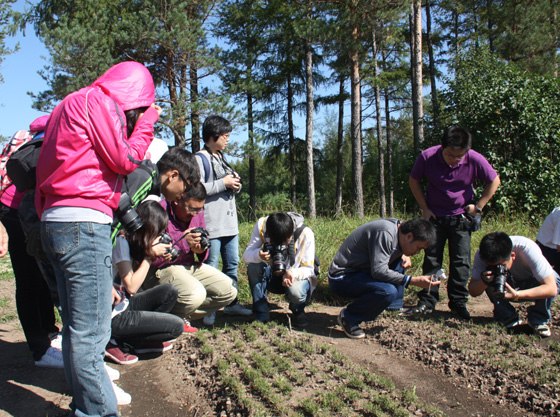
top-left (37, 61), bottom-right (161, 416)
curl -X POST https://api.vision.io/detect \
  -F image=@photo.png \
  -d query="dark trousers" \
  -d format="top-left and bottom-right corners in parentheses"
top-left (537, 241), bottom-right (560, 276)
top-left (3, 206), bottom-right (57, 360)
top-left (418, 216), bottom-right (471, 309)
top-left (111, 284), bottom-right (183, 345)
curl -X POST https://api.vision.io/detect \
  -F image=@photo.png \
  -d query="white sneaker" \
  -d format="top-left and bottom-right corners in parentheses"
top-left (202, 311), bottom-right (216, 326)
top-left (50, 333), bottom-right (62, 350)
top-left (111, 381), bottom-right (131, 405)
top-left (105, 364), bottom-right (120, 381)
top-left (223, 303), bottom-right (252, 316)
top-left (529, 322), bottom-right (551, 337)
top-left (35, 346), bottom-right (64, 369)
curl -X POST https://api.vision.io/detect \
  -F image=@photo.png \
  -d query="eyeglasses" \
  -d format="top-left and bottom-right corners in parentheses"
top-left (185, 205), bottom-right (203, 214)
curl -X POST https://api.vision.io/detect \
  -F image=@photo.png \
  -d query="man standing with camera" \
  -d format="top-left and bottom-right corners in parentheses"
top-left (243, 212), bottom-right (317, 327)
top-left (144, 182), bottom-right (237, 325)
top-left (469, 232), bottom-right (559, 337)
top-left (408, 125), bottom-right (501, 320)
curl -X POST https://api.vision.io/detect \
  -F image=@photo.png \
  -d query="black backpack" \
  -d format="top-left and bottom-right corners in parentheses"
top-left (6, 138), bottom-right (43, 192)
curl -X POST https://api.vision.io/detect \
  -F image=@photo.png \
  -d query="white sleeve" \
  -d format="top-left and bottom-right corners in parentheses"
top-left (243, 219), bottom-right (265, 264)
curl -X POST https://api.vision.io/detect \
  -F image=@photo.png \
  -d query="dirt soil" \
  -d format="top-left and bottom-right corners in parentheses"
top-left (1, 275), bottom-right (559, 416)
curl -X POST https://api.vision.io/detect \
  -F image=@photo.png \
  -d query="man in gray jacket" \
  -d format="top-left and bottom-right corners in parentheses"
top-left (329, 218), bottom-right (438, 339)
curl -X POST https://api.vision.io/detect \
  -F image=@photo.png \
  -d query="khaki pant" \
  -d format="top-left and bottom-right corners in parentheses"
top-left (144, 264), bottom-right (237, 319)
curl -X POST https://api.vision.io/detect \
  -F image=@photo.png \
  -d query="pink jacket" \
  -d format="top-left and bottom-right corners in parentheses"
top-left (36, 61), bottom-right (159, 217)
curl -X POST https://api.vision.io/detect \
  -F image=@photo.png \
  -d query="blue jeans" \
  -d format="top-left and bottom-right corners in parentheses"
top-left (205, 234), bottom-right (239, 303)
top-left (41, 222), bottom-right (118, 417)
top-left (329, 271), bottom-right (404, 327)
top-left (488, 273), bottom-right (560, 327)
top-left (247, 263), bottom-right (311, 322)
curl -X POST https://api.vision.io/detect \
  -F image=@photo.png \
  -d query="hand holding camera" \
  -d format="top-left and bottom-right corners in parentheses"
top-left (155, 233), bottom-right (178, 260)
top-left (263, 243), bottom-right (290, 277)
top-left (482, 264), bottom-right (509, 300)
top-left (187, 227), bottom-right (211, 253)
top-left (224, 172), bottom-right (242, 193)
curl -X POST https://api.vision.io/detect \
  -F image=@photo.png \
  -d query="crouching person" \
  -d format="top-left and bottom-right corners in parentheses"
top-left (328, 218), bottom-right (437, 339)
top-left (243, 212), bottom-right (317, 327)
top-left (469, 232), bottom-right (560, 337)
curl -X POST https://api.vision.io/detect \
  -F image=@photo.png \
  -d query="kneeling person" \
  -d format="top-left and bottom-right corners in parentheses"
top-left (243, 212), bottom-right (317, 326)
top-left (469, 232), bottom-right (560, 337)
top-left (328, 218), bottom-right (437, 339)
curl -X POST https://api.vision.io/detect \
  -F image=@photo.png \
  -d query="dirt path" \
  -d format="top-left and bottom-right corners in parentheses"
top-left (0, 275), bottom-right (551, 416)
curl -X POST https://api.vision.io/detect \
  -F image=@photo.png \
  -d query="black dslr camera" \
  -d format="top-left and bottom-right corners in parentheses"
top-left (264, 243), bottom-right (289, 277)
top-left (115, 192), bottom-right (143, 233)
top-left (159, 232), bottom-right (180, 260)
top-left (483, 264), bottom-right (509, 300)
top-left (189, 227), bottom-right (211, 251)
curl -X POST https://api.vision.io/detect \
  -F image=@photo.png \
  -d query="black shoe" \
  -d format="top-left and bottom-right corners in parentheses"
top-left (337, 309), bottom-right (365, 339)
top-left (449, 303), bottom-right (471, 320)
top-left (405, 303), bottom-right (433, 316)
top-left (292, 312), bottom-right (308, 327)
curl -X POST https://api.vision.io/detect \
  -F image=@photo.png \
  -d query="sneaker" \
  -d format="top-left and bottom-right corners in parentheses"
top-left (105, 364), bottom-right (120, 381)
top-left (202, 312), bottom-right (216, 326)
top-left (337, 309), bottom-right (365, 339)
top-left (503, 317), bottom-right (523, 329)
top-left (35, 346), bottom-right (64, 369)
top-left (105, 342), bottom-right (139, 365)
top-left (111, 381), bottom-right (131, 405)
top-left (133, 341), bottom-right (174, 354)
top-left (449, 303), bottom-right (471, 320)
top-left (529, 322), bottom-right (551, 338)
top-left (223, 303), bottom-right (253, 316)
top-left (292, 312), bottom-right (308, 328)
top-left (50, 333), bottom-right (63, 350)
top-left (404, 303), bottom-right (433, 316)
top-left (183, 319), bottom-right (198, 333)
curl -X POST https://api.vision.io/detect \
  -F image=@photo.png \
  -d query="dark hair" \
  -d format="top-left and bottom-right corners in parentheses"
top-left (400, 218), bottom-right (436, 245)
top-left (128, 200), bottom-right (168, 263)
top-left (157, 147), bottom-right (200, 188)
top-left (266, 212), bottom-right (294, 244)
top-left (125, 106), bottom-right (149, 138)
top-left (442, 125), bottom-right (472, 149)
top-left (479, 232), bottom-right (513, 263)
top-left (182, 181), bottom-right (206, 201)
top-left (202, 115), bottom-right (232, 143)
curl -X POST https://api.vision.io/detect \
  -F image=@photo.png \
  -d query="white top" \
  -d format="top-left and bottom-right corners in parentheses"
top-left (536, 207), bottom-right (560, 250)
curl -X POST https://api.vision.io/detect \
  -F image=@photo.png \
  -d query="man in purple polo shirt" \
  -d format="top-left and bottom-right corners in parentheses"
top-left (407, 126), bottom-right (501, 319)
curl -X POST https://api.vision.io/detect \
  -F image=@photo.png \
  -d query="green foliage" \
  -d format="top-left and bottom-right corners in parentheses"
top-left (445, 48), bottom-right (560, 221)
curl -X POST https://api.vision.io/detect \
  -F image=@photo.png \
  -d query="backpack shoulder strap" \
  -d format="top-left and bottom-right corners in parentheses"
top-left (195, 150), bottom-right (211, 182)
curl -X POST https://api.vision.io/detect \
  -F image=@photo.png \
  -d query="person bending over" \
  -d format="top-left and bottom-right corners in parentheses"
top-left (328, 218), bottom-right (437, 339)
top-left (243, 212), bottom-right (317, 327)
top-left (469, 232), bottom-right (559, 337)
top-left (145, 182), bottom-right (237, 325)
top-left (408, 126), bottom-right (500, 320)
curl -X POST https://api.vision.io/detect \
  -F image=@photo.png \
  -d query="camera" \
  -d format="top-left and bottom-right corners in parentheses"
top-left (115, 192), bottom-right (143, 233)
top-left (264, 243), bottom-right (289, 277)
top-left (431, 269), bottom-right (448, 282)
top-left (189, 227), bottom-right (211, 251)
top-left (159, 232), bottom-right (179, 260)
top-left (483, 264), bottom-right (509, 300)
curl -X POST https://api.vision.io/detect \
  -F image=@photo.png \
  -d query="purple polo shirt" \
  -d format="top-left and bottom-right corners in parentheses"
top-left (151, 200), bottom-right (208, 269)
top-left (409, 145), bottom-right (498, 217)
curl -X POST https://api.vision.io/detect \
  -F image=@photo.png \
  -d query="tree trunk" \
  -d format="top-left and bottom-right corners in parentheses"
top-left (287, 77), bottom-right (297, 206)
top-left (189, 62), bottom-right (200, 153)
top-left (372, 30), bottom-right (386, 218)
top-left (384, 88), bottom-right (394, 216)
top-left (350, 26), bottom-right (364, 218)
top-left (411, 0), bottom-right (424, 153)
top-left (335, 77), bottom-right (345, 217)
top-left (425, 0), bottom-right (440, 131)
top-left (305, 40), bottom-right (316, 218)
top-left (247, 91), bottom-right (256, 220)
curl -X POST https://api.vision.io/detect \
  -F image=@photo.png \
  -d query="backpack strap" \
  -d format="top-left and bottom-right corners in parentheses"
top-left (289, 224), bottom-right (308, 266)
top-left (195, 151), bottom-right (211, 182)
